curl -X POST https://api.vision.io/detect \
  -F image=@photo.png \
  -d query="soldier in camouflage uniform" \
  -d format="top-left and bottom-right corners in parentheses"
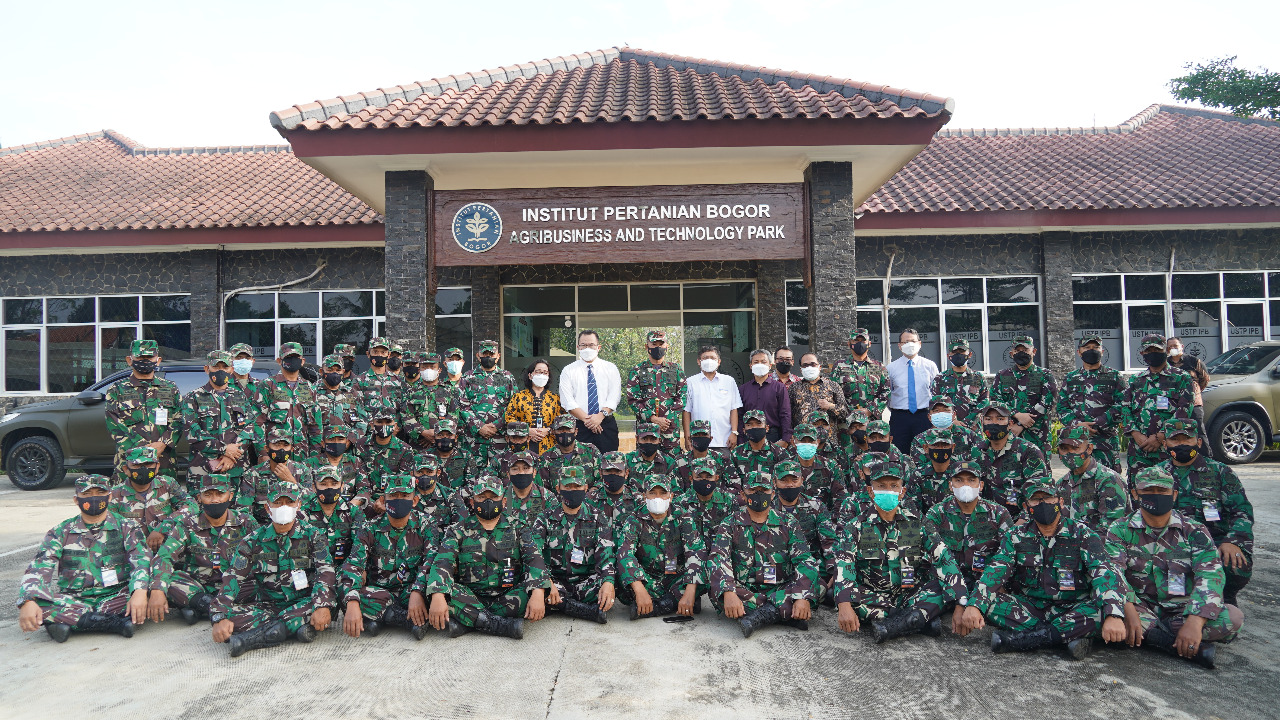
top-left (922, 461), bottom-right (1014, 637)
top-left (313, 353), bottom-right (369, 456)
top-left (532, 465), bottom-right (619, 624)
top-left (930, 338), bottom-right (989, 429)
top-left (772, 460), bottom-right (838, 605)
top-left (831, 327), bottom-right (890, 419)
top-left (627, 422), bottom-right (678, 480)
top-left (109, 446), bottom-right (196, 549)
top-left (841, 407), bottom-right (872, 464)
top-left (243, 429), bottom-right (315, 524)
top-left (908, 395), bottom-right (981, 468)
top-left (1122, 333), bottom-right (1195, 477)
top-left (441, 346), bottom-right (466, 388)
top-left (673, 419), bottom-right (733, 492)
top-left (105, 338), bottom-right (181, 477)
top-left (149, 473), bottom-right (257, 624)
top-left (990, 335), bottom-right (1059, 455)
top-left (429, 417), bottom-right (478, 493)
top-left (1156, 419), bottom-right (1254, 606)
top-left (617, 474), bottom-right (706, 619)
top-left (588, 451), bottom-right (639, 525)
top-left (907, 427), bottom-right (968, 517)
top-left (833, 457), bottom-right (966, 643)
top-left (486, 421), bottom-right (537, 478)
top-left (228, 343), bottom-right (268, 457)
top-left (863, 419), bottom-right (913, 469)
top-left (17, 475), bottom-right (151, 642)
top-left (1105, 466), bottom-right (1243, 669)
top-left (332, 343), bottom-right (357, 386)
top-left (709, 471), bottom-right (818, 638)
top-left (387, 342), bottom-right (406, 378)
top-left (729, 409), bottom-right (788, 487)
top-left (309, 424), bottom-right (370, 508)
top-left (298, 465), bottom-right (362, 580)
top-left (1056, 334), bottom-right (1127, 470)
top-left (625, 329), bottom-right (688, 452)
top-left (399, 351), bottom-right (462, 452)
top-left (340, 474), bottom-right (435, 640)
top-left (676, 456), bottom-right (737, 564)
top-left (425, 476), bottom-right (549, 639)
top-left (504, 451), bottom-right (549, 531)
top-left (258, 341), bottom-right (320, 455)
top-left (353, 336), bottom-right (403, 421)
top-left (967, 478), bottom-right (1128, 659)
top-left (361, 408), bottom-right (415, 514)
top-left (179, 350), bottom-right (260, 494)
top-left (786, 423), bottom-right (849, 511)
top-left (806, 410), bottom-right (848, 469)
top-left (836, 452), bottom-right (891, 523)
top-left (458, 339), bottom-right (519, 468)
top-left (1056, 424), bottom-right (1130, 532)
top-left (407, 454), bottom-right (460, 531)
top-left (539, 414), bottom-right (603, 490)
top-left (975, 402), bottom-right (1049, 521)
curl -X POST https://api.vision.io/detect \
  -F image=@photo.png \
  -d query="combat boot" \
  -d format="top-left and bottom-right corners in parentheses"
top-left (871, 608), bottom-right (930, 644)
top-left (475, 611), bottom-right (524, 639)
top-left (921, 616), bottom-right (944, 637)
top-left (295, 623), bottom-right (317, 643)
top-left (990, 624), bottom-right (1057, 654)
top-left (630, 593), bottom-right (679, 620)
top-left (445, 619), bottom-right (472, 637)
top-left (738, 602), bottom-right (781, 639)
top-left (1066, 637), bottom-right (1093, 660)
top-left (45, 621), bottom-right (72, 643)
top-left (1143, 620), bottom-right (1216, 669)
top-left (76, 611), bottom-right (135, 638)
top-left (382, 602), bottom-right (428, 640)
top-left (561, 598), bottom-right (608, 624)
top-left (180, 593), bottom-right (214, 625)
top-left (229, 620), bottom-right (288, 657)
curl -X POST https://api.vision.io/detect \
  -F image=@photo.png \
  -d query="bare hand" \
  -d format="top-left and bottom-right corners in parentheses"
top-left (547, 583), bottom-right (562, 606)
top-left (311, 607), bottom-right (332, 631)
top-left (951, 605), bottom-right (971, 636)
top-left (818, 399), bottom-right (835, 411)
top-left (653, 416), bottom-right (673, 432)
top-left (478, 423), bottom-right (498, 439)
top-left (148, 441), bottom-right (168, 454)
top-left (271, 464), bottom-right (295, 483)
top-left (1014, 412), bottom-right (1034, 427)
top-left (598, 582), bottom-right (616, 612)
top-left (722, 592), bottom-right (745, 619)
top-left (962, 606), bottom-right (985, 635)
top-left (1219, 542), bottom-right (1247, 569)
top-left (632, 583), bottom-right (653, 616)
top-left (371, 497), bottom-right (386, 515)
top-left (224, 443), bottom-right (243, 460)
top-left (18, 600), bottom-right (43, 632)
top-left (678, 585), bottom-right (697, 616)
top-left (408, 591), bottom-right (427, 626)
top-left (421, 429), bottom-right (436, 442)
top-left (147, 531), bottom-right (165, 552)
top-left (585, 414), bottom-right (604, 433)
top-left (128, 589), bottom-right (148, 625)
top-left (212, 618), bottom-right (235, 643)
top-left (429, 593), bottom-right (450, 631)
top-left (529, 427), bottom-right (549, 442)
top-left (1101, 615), bottom-right (1126, 644)
top-left (1123, 602), bottom-right (1143, 647)
top-left (214, 456), bottom-right (235, 472)
top-left (837, 602), bottom-right (860, 633)
top-left (1175, 615), bottom-right (1207, 657)
top-left (790, 598), bottom-right (811, 621)
top-left (526, 588), bottom-right (546, 621)
top-left (344, 601), bottom-right (364, 637)
top-left (147, 589), bottom-right (168, 622)
top-left (680, 436), bottom-right (691, 452)
top-left (726, 433), bottom-right (739, 448)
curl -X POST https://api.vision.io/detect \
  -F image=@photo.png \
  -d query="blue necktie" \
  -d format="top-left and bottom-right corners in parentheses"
top-left (907, 360), bottom-right (917, 413)
top-left (586, 364), bottom-right (600, 415)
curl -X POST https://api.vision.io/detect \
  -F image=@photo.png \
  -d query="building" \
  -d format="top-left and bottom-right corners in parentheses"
top-left (2, 47), bottom-right (1278, 406)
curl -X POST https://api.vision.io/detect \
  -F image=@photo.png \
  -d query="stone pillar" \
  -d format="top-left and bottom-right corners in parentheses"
top-left (805, 162), bottom-right (857, 362)
top-left (187, 249), bottom-right (219, 357)
top-left (1042, 231), bottom-right (1075, 375)
top-left (471, 265), bottom-right (500, 359)
top-left (755, 261), bottom-right (787, 353)
top-left (384, 171), bottom-right (434, 350)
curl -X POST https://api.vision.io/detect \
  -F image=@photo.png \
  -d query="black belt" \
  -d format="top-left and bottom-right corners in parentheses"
top-left (891, 408), bottom-right (927, 414)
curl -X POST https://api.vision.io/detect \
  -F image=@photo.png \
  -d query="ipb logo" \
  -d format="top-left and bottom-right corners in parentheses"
top-left (452, 203), bottom-right (502, 253)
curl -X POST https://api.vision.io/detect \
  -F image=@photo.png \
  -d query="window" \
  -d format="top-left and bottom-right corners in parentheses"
top-left (226, 289), bottom-right (384, 370)
top-left (434, 286), bottom-right (473, 357)
top-left (783, 280), bottom-right (810, 358)
top-left (2, 294), bottom-right (192, 394)
top-left (1072, 271), bottom-right (1279, 370)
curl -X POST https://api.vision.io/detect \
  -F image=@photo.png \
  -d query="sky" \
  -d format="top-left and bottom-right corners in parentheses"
top-left (2, 0), bottom-right (1276, 149)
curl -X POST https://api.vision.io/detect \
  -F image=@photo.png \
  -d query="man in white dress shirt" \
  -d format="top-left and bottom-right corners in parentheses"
top-left (886, 328), bottom-right (939, 453)
top-left (558, 330), bottom-right (622, 453)
top-left (682, 346), bottom-right (743, 449)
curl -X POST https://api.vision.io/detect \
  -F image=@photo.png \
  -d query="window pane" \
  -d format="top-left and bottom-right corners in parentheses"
top-left (226, 322), bottom-right (275, 359)
top-left (279, 323), bottom-right (318, 362)
top-left (144, 323), bottom-right (192, 360)
top-left (1270, 273), bottom-right (1280, 298)
top-left (786, 308), bottom-right (810, 349)
top-left (100, 326), bottom-right (137, 377)
top-left (785, 280), bottom-right (807, 308)
top-left (436, 316), bottom-right (473, 361)
top-left (856, 280), bottom-right (883, 307)
top-left (1226, 303), bottom-right (1265, 350)
top-left (987, 305), bottom-right (1041, 371)
top-left (1127, 306), bottom-right (1166, 369)
top-left (504, 315), bottom-right (576, 377)
top-left (1072, 275), bottom-right (1121, 302)
top-left (47, 297), bottom-right (95, 324)
top-left (503, 286), bottom-right (575, 314)
top-left (683, 311), bottom-right (756, 382)
top-left (1073, 304), bottom-right (1123, 369)
top-left (987, 277), bottom-right (1038, 303)
top-left (944, 308), bottom-right (984, 371)
top-left (4, 298), bottom-right (42, 325)
top-left (46, 325), bottom-right (95, 393)
top-left (435, 287), bottom-right (472, 316)
top-left (5, 328), bottom-right (41, 391)
top-left (887, 307), bottom-right (940, 365)
top-left (888, 279), bottom-right (938, 306)
top-left (1124, 275), bottom-right (1166, 301)
top-left (1172, 302), bottom-right (1222, 362)
top-left (100, 296), bottom-right (139, 323)
top-left (683, 282), bottom-right (754, 310)
top-left (856, 311), bottom-right (886, 362)
top-left (1223, 273), bottom-right (1264, 299)
top-left (144, 295), bottom-right (190, 322)
top-left (376, 290), bottom-right (385, 317)
top-left (322, 291), bottom-right (372, 318)
top-left (1272, 300), bottom-right (1280, 340)
top-left (941, 278), bottom-right (982, 304)
top-left (1172, 273), bottom-right (1220, 300)
top-left (578, 285), bottom-right (628, 312)
top-left (630, 284), bottom-right (680, 311)
top-left (226, 293), bottom-right (275, 320)
top-left (279, 291), bottom-right (320, 319)
top-left (322, 319), bottom-right (373, 359)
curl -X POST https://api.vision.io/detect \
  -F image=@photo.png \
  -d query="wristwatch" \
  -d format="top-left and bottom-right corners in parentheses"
top-left (957, 596), bottom-right (968, 606)
top-left (730, 430), bottom-right (739, 436)
top-left (209, 612), bottom-right (225, 623)
top-left (602, 408), bottom-right (613, 417)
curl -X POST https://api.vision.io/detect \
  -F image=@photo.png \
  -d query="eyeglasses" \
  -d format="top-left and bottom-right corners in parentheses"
top-left (800, 362), bottom-right (820, 368)
top-left (577, 342), bottom-right (599, 349)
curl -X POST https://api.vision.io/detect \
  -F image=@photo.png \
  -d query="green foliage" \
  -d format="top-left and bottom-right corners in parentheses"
top-left (1169, 56), bottom-right (1280, 120)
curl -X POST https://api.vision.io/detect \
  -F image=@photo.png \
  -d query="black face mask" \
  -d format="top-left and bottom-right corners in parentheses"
top-left (1080, 349), bottom-right (1102, 365)
top-left (474, 498), bottom-right (502, 520)
top-left (851, 429), bottom-right (868, 445)
top-left (648, 346), bottom-right (666, 361)
top-left (281, 356), bottom-right (304, 373)
top-left (1170, 445), bottom-right (1198, 463)
top-left (746, 493), bottom-right (771, 512)
top-left (385, 497), bottom-right (414, 519)
top-left (324, 372), bottom-right (344, 388)
top-left (555, 432), bottom-right (576, 447)
top-left (316, 487), bottom-right (341, 504)
top-left (132, 359), bottom-right (157, 375)
top-left (1137, 492), bottom-right (1176, 516)
top-left (210, 370), bottom-right (230, 386)
top-left (435, 438), bottom-right (455, 453)
top-left (387, 357), bottom-right (403, 371)
top-left (775, 361), bottom-right (793, 375)
top-left (928, 448), bottom-right (953, 464)
top-left (692, 478), bottom-right (716, 496)
top-left (637, 442), bottom-right (659, 457)
top-left (77, 495), bottom-right (110, 516)
top-left (480, 357), bottom-right (497, 370)
top-left (129, 466), bottom-right (157, 485)
top-left (560, 488), bottom-right (587, 509)
top-left (373, 425), bottom-right (395, 439)
top-left (948, 353), bottom-right (968, 368)
top-left (867, 440), bottom-right (891, 453)
top-left (1012, 351), bottom-right (1033, 367)
top-left (509, 473), bottom-right (534, 490)
top-left (691, 436), bottom-right (712, 452)
top-left (777, 486), bottom-right (803, 503)
top-left (1144, 352), bottom-right (1168, 368)
top-left (1031, 501), bottom-right (1060, 525)
top-left (201, 500), bottom-right (231, 518)
top-left (342, 357), bottom-right (355, 372)
top-left (508, 440), bottom-right (528, 451)
top-left (984, 423), bottom-right (1009, 441)
top-left (603, 473), bottom-right (627, 492)
top-left (851, 342), bottom-right (869, 356)
top-left (745, 427), bottom-right (768, 443)
top-left (403, 366), bottom-right (420, 380)
top-left (323, 442), bottom-right (347, 457)
top-left (370, 356), bottom-right (387, 368)
top-left (269, 449), bottom-right (291, 464)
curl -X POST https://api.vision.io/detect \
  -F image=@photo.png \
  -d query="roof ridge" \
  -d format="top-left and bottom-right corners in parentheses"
top-left (130, 144), bottom-right (294, 156)
top-left (938, 103), bottom-right (1280, 138)
top-left (1155, 103), bottom-right (1280, 127)
top-left (0, 130), bottom-right (106, 156)
top-left (2, 129), bottom-right (294, 159)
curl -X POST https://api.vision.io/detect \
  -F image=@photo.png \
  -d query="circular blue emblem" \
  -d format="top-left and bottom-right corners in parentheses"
top-left (451, 202), bottom-right (502, 253)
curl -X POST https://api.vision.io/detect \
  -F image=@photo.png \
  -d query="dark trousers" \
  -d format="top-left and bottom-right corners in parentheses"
top-left (889, 408), bottom-right (931, 453)
top-left (576, 414), bottom-right (619, 453)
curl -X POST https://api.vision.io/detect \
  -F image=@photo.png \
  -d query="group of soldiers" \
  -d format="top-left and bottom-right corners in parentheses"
top-left (16, 329), bottom-right (1253, 669)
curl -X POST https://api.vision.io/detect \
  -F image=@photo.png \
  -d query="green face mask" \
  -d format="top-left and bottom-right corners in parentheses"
top-left (872, 490), bottom-right (901, 512)
top-left (1060, 451), bottom-right (1088, 470)
top-left (795, 443), bottom-right (818, 460)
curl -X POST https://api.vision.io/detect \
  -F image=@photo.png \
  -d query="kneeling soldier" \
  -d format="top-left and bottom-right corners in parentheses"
top-left (110, 445), bottom-right (196, 550)
top-left (616, 474), bottom-right (705, 619)
top-left (532, 465), bottom-right (618, 624)
top-left (299, 465), bottom-right (362, 578)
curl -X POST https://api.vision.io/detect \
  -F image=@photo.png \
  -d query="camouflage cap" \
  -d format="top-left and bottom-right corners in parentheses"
top-left (601, 451), bottom-right (628, 471)
top-left (743, 471), bottom-right (773, 490)
top-left (130, 339), bottom-right (159, 357)
top-left (806, 410), bottom-right (830, 426)
top-left (947, 338), bottom-right (970, 352)
top-left (869, 459), bottom-right (909, 482)
top-left (866, 419), bottom-right (891, 436)
top-left (690, 419), bottom-right (711, 435)
top-left (643, 474), bottom-right (675, 493)
top-left (1078, 334), bottom-right (1103, 347)
top-left (928, 394), bottom-right (954, 409)
top-left (505, 421), bottom-right (530, 437)
top-left (509, 451), bottom-right (537, 469)
top-left (313, 465), bottom-right (341, 483)
top-left (324, 424), bottom-right (351, 439)
top-left (983, 401), bottom-right (1013, 418)
top-left (1011, 335), bottom-right (1036, 349)
top-left (849, 327), bottom-right (870, 341)
top-left (1164, 417), bottom-right (1199, 439)
top-left (75, 474), bottom-right (112, 494)
top-left (792, 423), bottom-right (818, 441)
top-left (435, 417), bottom-right (458, 434)
top-left (646, 330), bottom-right (667, 343)
top-left (267, 427), bottom-right (294, 444)
top-left (444, 346), bottom-right (464, 358)
top-left (742, 409), bottom-right (766, 424)
top-left (267, 482), bottom-right (303, 503)
top-left (949, 461), bottom-right (984, 480)
top-left (856, 452), bottom-right (887, 475)
top-left (334, 343), bottom-right (356, 357)
top-left (229, 342), bottom-right (255, 357)
top-left (206, 350), bottom-right (233, 365)
top-left (370, 405), bottom-right (397, 421)
top-left (278, 341), bottom-right (303, 358)
top-left (321, 353), bottom-right (344, 369)
top-left (552, 414), bottom-right (577, 431)
top-left (559, 465), bottom-right (587, 484)
top-left (199, 474), bottom-right (234, 493)
top-left (847, 408), bottom-right (870, 425)
top-left (472, 475), bottom-right (506, 498)
top-left (368, 336), bottom-right (390, 350)
top-left (1133, 466), bottom-right (1176, 491)
top-left (691, 456), bottom-right (718, 475)
top-left (919, 427), bottom-right (954, 446)
top-left (1022, 477), bottom-right (1060, 503)
top-left (382, 474), bottom-right (415, 495)
top-left (1140, 333), bottom-right (1167, 350)
top-left (635, 422), bottom-right (660, 438)
top-left (421, 352), bottom-right (442, 364)
top-left (1058, 424), bottom-right (1092, 448)
top-left (478, 339), bottom-right (499, 353)
top-left (390, 343), bottom-right (404, 355)
top-left (126, 446), bottom-right (159, 465)
top-left (412, 453), bottom-right (440, 471)
top-left (774, 460), bottom-right (801, 479)
top-left (402, 351), bottom-right (422, 363)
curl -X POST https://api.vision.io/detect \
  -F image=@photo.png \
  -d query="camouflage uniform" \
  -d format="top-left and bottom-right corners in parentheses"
top-left (728, 413), bottom-right (788, 494)
top-left (538, 415), bottom-right (603, 489)
top-left (360, 414), bottom-right (415, 502)
top-left (506, 476), bottom-right (552, 532)
top-left (1121, 336), bottom-right (1195, 475)
top-left (307, 429), bottom-right (370, 507)
top-left (352, 337), bottom-right (404, 420)
top-left (228, 342), bottom-right (269, 456)
top-left (399, 352), bottom-right (463, 451)
top-left (1056, 424), bottom-right (1130, 532)
top-left (990, 336), bottom-right (1059, 454)
top-left (587, 451), bottom-right (641, 526)
top-left (616, 481), bottom-right (706, 607)
top-left (1055, 337), bottom-right (1127, 470)
top-left (831, 328), bottom-right (890, 417)
top-left (532, 466), bottom-right (618, 606)
top-left (930, 339), bottom-right (990, 428)
top-left (922, 463), bottom-right (1014, 590)
top-left (626, 422), bottom-right (679, 479)
top-left (675, 457), bottom-right (738, 553)
top-left (672, 420), bottom-right (735, 491)
top-left (457, 340), bottom-right (519, 467)
top-left (772, 460), bottom-right (838, 601)
top-left (258, 342), bottom-right (321, 455)
top-left (975, 405), bottom-right (1050, 521)
top-left (407, 455), bottom-right (462, 532)
top-left (785, 424), bottom-right (849, 511)
top-left (440, 346), bottom-right (465, 390)
top-left (313, 354), bottom-right (370, 454)
top-left (908, 395), bottom-right (983, 468)
top-left (242, 429), bottom-right (315, 522)
top-left (297, 465), bottom-right (363, 570)
top-left (624, 331), bottom-right (688, 452)
top-left (108, 446), bottom-right (197, 535)
top-left (105, 339), bottom-right (180, 476)
top-left (179, 351), bottom-right (261, 493)
top-left (907, 427), bottom-right (977, 517)
top-left (340, 476), bottom-right (437, 630)
top-left (430, 417), bottom-right (481, 492)
top-left (151, 474), bottom-right (258, 610)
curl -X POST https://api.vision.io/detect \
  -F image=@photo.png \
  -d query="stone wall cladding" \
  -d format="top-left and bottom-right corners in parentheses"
top-left (1070, 227), bottom-right (1280, 273)
top-left (806, 162), bottom-right (857, 360)
top-left (0, 252), bottom-right (195, 296)
top-left (856, 233), bottom-right (1043, 277)
top-left (1041, 231), bottom-right (1075, 375)
top-left (471, 266), bottom-right (500, 355)
top-left (383, 171), bottom-right (432, 350)
top-left (220, 247), bottom-right (384, 290)
top-left (756, 261), bottom-right (787, 352)
top-left (187, 250), bottom-right (219, 356)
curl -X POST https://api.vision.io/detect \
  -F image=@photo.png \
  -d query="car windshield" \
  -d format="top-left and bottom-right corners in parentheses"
top-left (1206, 346), bottom-right (1280, 375)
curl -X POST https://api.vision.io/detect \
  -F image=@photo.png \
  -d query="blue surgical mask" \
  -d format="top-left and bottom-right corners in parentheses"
top-left (795, 442), bottom-right (818, 460)
top-left (446, 360), bottom-right (464, 375)
top-left (232, 358), bottom-right (254, 375)
top-left (930, 412), bottom-right (953, 429)
top-left (873, 490), bottom-right (901, 512)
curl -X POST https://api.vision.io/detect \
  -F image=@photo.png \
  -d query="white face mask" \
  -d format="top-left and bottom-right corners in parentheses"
top-left (901, 342), bottom-right (920, 357)
top-left (531, 373), bottom-right (549, 388)
top-left (801, 366), bottom-right (821, 381)
top-left (579, 348), bottom-right (598, 362)
top-left (423, 367), bottom-right (440, 382)
top-left (268, 504), bottom-right (297, 524)
top-left (700, 358), bottom-right (718, 373)
top-left (645, 497), bottom-right (671, 515)
top-left (952, 485), bottom-right (981, 503)
top-left (446, 360), bottom-right (463, 375)
top-left (232, 358), bottom-right (254, 375)
top-left (1168, 347), bottom-right (1183, 357)
top-left (751, 363), bottom-right (770, 377)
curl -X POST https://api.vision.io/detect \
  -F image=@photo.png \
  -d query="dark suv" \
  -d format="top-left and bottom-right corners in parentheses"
top-left (1, 362), bottom-right (275, 490)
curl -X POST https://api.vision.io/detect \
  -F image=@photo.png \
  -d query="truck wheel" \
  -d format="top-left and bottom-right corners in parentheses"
top-left (1210, 411), bottom-right (1265, 465)
top-left (5, 435), bottom-right (67, 490)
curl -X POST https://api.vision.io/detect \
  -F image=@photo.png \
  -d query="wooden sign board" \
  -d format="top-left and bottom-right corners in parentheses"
top-left (432, 183), bottom-right (804, 266)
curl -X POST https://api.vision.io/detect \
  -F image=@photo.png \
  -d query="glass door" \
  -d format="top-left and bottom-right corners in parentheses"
top-left (279, 321), bottom-right (319, 364)
top-left (1225, 302), bottom-right (1265, 351)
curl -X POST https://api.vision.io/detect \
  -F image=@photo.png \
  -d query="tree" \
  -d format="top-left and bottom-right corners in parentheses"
top-left (1169, 56), bottom-right (1280, 120)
